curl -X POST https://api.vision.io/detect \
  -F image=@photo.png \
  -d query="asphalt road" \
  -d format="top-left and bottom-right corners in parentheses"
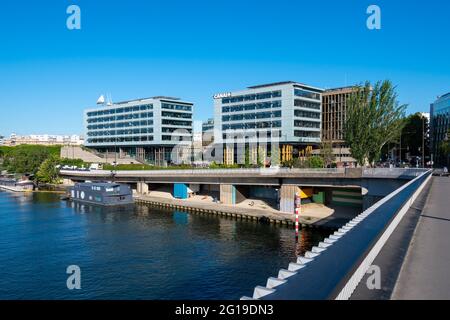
top-left (392, 176), bottom-right (450, 299)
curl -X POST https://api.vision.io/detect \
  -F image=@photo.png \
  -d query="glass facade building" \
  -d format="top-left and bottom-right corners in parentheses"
top-left (213, 81), bottom-right (323, 164)
top-left (84, 96), bottom-right (193, 165)
top-left (430, 93), bottom-right (450, 166)
top-left (214, 81), bottom-right (323, 145)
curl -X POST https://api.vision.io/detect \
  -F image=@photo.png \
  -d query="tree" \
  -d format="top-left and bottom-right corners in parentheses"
top-left (306, 156), bottom-right (325, 168)
top-left (36, 155), bottom-right (61, 184)
top-left (4, 145), bottom-right (52, 174)
top-left (285, 155), bottom-right (324, 168)
top-left (440, 129), bottom-right (450, 166)
top-left (320, 141), bottom-right (335, 168)
top-left (344, 80), bottom-right (407, 166)
top-left (391, 112), bottom-right (430, 165)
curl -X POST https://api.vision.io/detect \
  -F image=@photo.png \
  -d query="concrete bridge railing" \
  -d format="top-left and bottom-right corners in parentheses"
top-left (241, 169), bottom-right (432, 300)
top-left (362, 168), bottom-right (427, 178)
top-left (60, 167), bottom-right (428, 179)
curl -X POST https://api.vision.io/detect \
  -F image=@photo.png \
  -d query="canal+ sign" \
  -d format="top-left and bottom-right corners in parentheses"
top-left (213, 92), bottom-right (232, 99)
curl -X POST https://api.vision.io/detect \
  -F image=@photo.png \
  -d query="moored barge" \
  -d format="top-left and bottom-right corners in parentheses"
top-left (0, 177), bottom-right (34, 192)
top-left (69, 182), bottom-right (134, 206)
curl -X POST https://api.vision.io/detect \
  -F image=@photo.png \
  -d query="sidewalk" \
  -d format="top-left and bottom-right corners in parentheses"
top-left (392, 177), bottom-right (450, 299)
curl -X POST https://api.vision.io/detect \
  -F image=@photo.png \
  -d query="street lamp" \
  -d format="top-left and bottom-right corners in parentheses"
top-left (422, 116), bottom-right (425, 168)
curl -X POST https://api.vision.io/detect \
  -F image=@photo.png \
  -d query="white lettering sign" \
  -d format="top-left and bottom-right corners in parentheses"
top-left (213, 92), bottom-right (232, 99)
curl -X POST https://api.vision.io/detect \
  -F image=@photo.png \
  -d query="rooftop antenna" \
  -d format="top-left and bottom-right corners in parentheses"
top-left (96, 94), bottom-right (105, 105)
top-left (106, 93), bottom-right (113, 106)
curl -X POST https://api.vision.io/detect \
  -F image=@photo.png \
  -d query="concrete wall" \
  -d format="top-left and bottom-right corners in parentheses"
top-left (280, 185), bottom-right (297, 213)
top-left (235, 185), bottom-right (250, 203)
top-left (361, 178), bottom-right (405, 197)
top-left (137, 181), bottom-right (149, 195)
top-left (220, 184), bottom-right (236, 205)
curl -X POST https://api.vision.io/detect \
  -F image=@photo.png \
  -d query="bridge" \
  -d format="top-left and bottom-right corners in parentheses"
top-left (59, 168), bottom-right (427, 213)
top-left (60, 167), bottom-right (444, 299)
top-left (240, 169), bottom-right (434, 300)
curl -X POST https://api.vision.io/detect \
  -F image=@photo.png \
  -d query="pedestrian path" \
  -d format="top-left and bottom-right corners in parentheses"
top-left (392, 177), bottom-right (450, 299)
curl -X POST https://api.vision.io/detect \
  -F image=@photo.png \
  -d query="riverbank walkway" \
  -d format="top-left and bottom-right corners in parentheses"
top-left (134, 194), bottom-right (358, 230)
top-left (392, 176), bottom-right (450, 299)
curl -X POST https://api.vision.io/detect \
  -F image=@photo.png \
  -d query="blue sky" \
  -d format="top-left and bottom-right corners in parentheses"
top-left (0, 0), bottom-right (449, 136)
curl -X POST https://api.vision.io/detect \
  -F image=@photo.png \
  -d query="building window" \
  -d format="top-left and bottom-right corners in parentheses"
top-left (161, 111), bottom-right (192, 119)
top-left (294, 89), bottom-right (321, 101)
top-left (222, 100), bottom-right (281, 113)
top-left (161, 103), bottom-right (192, 112)
top-left (221, 91), bottom-right (282, 104)
top-left (161, 119), bottom-right (192, 126)
top-left (294, 120), bottom-right (321, 128)
top-left (294, 131), bottom-right (320, 138)
top-left (294, 100), bottom-right (321, 110)
top-left (294, 110), bottom-right (320, 119)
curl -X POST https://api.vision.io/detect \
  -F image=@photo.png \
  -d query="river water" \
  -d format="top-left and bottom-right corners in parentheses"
top-left (0, 190), bottom-right (330, 299)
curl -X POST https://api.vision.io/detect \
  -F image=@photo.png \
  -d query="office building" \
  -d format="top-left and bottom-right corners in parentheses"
top-left (321, 86), bottom-right (357, 167)
top-left (430, 93), bottom-right (450, 166)
top-left (213, 81), bottom-right (323, 164)
top-left (85, 96), bottom-right (194, 166)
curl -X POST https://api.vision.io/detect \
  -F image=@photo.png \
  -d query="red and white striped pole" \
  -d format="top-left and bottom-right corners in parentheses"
top-left (294, 192), bottom-right (301, 240)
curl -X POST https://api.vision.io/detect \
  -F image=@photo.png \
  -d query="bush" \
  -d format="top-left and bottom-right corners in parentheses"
top-left (59, 158), bottom-right (88, 168)
top-left (282, 156), bottom-right (324, 168)
top-left (36, 155), bottom-right (61, 184)
top-left (208, 161), bottom-right (241, 169)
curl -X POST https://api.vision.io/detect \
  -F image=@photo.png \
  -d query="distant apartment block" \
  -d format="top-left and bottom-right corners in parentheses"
top-left (430, 92), bottom-right (450, 165)
top-left (213, 81), bottom-right (323, 164)
top-left (84, 96), bottom-right (194, 166)
top-left (2, 133), bottom-right (84, 146)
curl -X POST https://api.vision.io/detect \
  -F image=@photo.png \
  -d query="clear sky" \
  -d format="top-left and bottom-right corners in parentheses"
top-left (0, 0), bottom-right (449, 136)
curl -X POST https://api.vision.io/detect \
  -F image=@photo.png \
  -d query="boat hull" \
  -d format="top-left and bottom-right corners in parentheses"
top-left (0, 185), bottom-right (33, 192)
top-left (69, 182), bottom-right (134, 206)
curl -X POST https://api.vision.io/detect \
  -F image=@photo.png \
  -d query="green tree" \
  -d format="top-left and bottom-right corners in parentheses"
top-left (320, 141), bottom-right (335, 167)
top-left (440, 129), bottom-right (450, 166)
top-left (4, 145), bottom-right (53, 174)
top-left (401, 113), bottom-right (429, 164)
top-left (244, 146), bottom-right (251, 168)
top-left (344, 80), bottom-right (407, 166)
top-left (270, 146), bottom-right (280, 166)
top-left (306, 156), bottom-right (325, 168)
top-left (36, 155), bottom-right (61, 184)
top-left (287, 155), bottom-right (324, 168)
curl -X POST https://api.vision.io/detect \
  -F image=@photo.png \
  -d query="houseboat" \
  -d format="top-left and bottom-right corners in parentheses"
top-left (69, 182), bottom-right (134, 206)
top-left (0, 177), bottom-right (34, 192)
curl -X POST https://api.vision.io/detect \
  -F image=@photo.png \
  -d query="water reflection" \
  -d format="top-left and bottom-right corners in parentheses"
top-left (0, 191), bottom-right (331, 299)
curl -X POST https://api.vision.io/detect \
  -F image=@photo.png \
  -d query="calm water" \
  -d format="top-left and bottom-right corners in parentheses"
top-left (0, 190), bottom-right (330, 299)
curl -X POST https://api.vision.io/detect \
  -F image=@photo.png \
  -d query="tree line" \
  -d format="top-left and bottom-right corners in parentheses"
top-left (0, 145), bottom-right (86, 184)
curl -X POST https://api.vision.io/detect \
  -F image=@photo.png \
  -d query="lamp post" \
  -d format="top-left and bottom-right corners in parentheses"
top-left (422, 116), bottom-right (425, 168)
top-left (399, 130), bottom-right (415, 167)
